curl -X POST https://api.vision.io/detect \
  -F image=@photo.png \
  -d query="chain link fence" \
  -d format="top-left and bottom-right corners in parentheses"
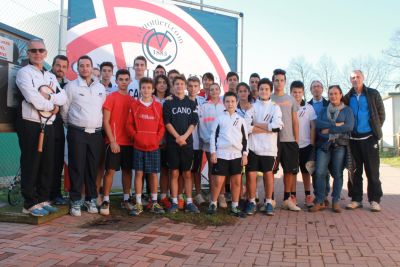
top-left (0, 133), bottom-right (20, 188)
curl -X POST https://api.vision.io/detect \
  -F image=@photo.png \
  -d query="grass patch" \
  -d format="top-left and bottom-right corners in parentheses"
top-left (381, 156), bottom-right (400, 168)
top-left (163, 203), bottom-right (238, 226)
top-left (84, 196), bottom-right (238, 230)
top-left (0, 191), bottom-right (238, 228)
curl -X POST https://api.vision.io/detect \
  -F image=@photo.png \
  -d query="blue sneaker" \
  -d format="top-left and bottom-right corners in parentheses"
top-left (265, 202), bottom-right (274, 216)
top-left (42, 202), bottom-right (58, 213)
top-left (185, 203), bottom-right (200, 214)
top-left (245, 202), bottom-right (256, 215)
top-left (168, 203), bottom-right (179, 213)
top-left (22, 205), bottom-right (49, 217)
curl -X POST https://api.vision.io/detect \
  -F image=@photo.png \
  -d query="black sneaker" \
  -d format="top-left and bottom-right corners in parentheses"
top-left (230, 206), bottom-right (246, 218)
top-left (207, 203), bottom-right (217, 215)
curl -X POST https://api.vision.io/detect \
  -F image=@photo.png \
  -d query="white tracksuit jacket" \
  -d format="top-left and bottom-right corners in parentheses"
top-left (248, 99), bottom-right (283, 156)
top-left (198, 100), bottom-right (225, 152)
top-left (210, 111), bottom-right (249, 160)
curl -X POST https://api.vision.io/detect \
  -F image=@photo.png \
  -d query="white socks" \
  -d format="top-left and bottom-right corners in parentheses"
top-left (136, 194), bottom-right (142, 204)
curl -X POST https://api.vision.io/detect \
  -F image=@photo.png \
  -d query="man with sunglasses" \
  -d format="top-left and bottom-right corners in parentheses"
top-left (16, 39), bottom-right (67, 216)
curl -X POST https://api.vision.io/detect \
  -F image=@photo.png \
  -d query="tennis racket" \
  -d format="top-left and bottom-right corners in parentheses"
top-left (37, 84), bottom-right (56, 152)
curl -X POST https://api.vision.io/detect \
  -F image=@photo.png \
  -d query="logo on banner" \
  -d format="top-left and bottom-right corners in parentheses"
top-left (139, 19), bottom-right (183, 66)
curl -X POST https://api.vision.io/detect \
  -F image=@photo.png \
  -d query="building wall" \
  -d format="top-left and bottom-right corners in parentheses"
top-left (391, 93), bottom-right (400, 146)
top-left (382, 97), bottom-right (394, 147)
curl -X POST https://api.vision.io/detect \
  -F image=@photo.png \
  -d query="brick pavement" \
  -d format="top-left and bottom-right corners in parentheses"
top-left (0, 164), bottom-right (399, 267)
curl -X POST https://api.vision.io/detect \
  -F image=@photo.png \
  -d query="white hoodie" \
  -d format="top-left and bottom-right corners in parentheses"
top-left (248, 99), bottom-right (283, 156)
top-left (210, 111), bottom-right (248, 160)
top-left (198, 100), bottom-right (225, 152)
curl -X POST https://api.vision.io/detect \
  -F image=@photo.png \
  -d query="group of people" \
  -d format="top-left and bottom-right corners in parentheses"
top-left (15, 39), bottom-right (385, 218)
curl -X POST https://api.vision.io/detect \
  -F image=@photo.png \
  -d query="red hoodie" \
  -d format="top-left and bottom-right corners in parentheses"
top-left (127, 98), bottom-right (165, 151)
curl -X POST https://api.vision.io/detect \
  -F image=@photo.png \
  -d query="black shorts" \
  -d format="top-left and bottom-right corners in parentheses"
top-left (246, 150), bottom-right (275, 173)
top-left (105, 145), bottom-right (133, 171)
top-left (166, 145), bottom-right (193, 171)
top-left (191, 150), bottom-right (203, 173)
top-left (160, 147), bottom-right (168, 169)
top-left (274, 142), bottom-right (299, 174)
top-left (212, 158), bottom-right (242, 176)
top-left (299, 144), bottom-right (313, 174)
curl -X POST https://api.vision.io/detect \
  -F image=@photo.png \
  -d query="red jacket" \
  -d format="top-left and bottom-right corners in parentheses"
top-left (127, 99), bottom-right (165, 151)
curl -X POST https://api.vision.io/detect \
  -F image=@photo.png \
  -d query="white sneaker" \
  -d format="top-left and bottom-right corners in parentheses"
top-left (70, 201), bottom-right (81, 216)
top-left (194, 194), bottom-right (206, 205)
top-left (370, 201), bottom-right (381, 212)
top-left (282, 198), bottom-right (301, 211)
top-left (84, 199), bottom-right (99, 214)
top-left (346, 201), bottom-right (363, 210)
top-left (99, 201), bottom-right (110, 216)
top-left (218, 194), bottom-right (228, 208)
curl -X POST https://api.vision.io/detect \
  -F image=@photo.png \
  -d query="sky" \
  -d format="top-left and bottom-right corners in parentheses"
top-left (198, 0), bottom-right (400, 81)
top-left (2, 0), bottom-right (399, 88)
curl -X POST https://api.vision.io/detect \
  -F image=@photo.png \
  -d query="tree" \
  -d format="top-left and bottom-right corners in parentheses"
top-left (286, 56), bottom-right (315, 100)
top-left (315, 54), bottom-right (339, 90)
top-left (384, 29), bottom-right (400, 89)
top-left (342, 56), bottom-right (393, 92)
top-left (384, 29), bottom-right (400, 66)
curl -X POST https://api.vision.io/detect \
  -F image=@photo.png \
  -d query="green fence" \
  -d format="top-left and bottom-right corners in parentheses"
top-left (0, 133), bottom-right (20, 178)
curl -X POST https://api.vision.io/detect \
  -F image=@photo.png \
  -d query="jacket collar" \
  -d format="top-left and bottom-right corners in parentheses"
top-left (349, 84), bottom-right (368, 95)
top-left (28, 61), bottom-right (47, 72)
top-left (78, 75), bottom-right (94, 87)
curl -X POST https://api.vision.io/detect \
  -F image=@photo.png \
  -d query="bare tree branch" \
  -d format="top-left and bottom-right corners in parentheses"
top-left (315, 55), bottom-right (339, 90)
top-left (286, 56), bottom-right (316, 100)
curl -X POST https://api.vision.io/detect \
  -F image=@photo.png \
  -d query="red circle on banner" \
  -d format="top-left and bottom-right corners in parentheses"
top-left (67, 0), bottom-right (227, 84)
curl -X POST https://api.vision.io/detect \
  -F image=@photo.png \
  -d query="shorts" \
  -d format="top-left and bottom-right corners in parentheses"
top-left (211, 158), bottom-right (242, 176)
top-left (299, 144), bottom-right (313, 174)
top-left (166, 145), bottom-right (193, 171)
top-left (134, 148), bottom-right (160, 173)
top-left (274, 142), bottom-right (299, 174)
top-left (191, 149), bottom-right (203, 173)
top-left (160, 147), bottom-right (168, 169)
top-left (246, 150), bottom-right (275, 173)
top-left (105, 145), bottom-right (133, 171)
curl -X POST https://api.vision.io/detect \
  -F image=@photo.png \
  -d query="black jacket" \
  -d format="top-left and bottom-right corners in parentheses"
top-left (343, 85), bottom-right (385, 140)
top-left (307, 97), bottom-right (329, 107)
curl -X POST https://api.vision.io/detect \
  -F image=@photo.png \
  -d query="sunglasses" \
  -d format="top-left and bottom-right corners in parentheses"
top-left (28, 48), bottom-right (46, 54)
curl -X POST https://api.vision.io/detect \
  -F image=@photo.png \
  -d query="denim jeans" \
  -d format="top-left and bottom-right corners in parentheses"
top-left (314, 145), bottom-right (346, 204)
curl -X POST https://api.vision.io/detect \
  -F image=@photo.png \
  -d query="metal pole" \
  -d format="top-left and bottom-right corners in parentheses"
top-left (240, 13), bottom-right (244, 81)
top-left (58, 0), bottom-right (64, 55)
top-left (200, 0), bottom-right (203, 10)
top-left (171, 0), bottom-right (241, 16)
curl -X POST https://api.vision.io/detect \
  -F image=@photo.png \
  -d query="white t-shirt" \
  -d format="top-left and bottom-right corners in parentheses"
top-left (128, 79), bottom-right (140, 99)
top-left (297, 103), bottom-right (317, 148)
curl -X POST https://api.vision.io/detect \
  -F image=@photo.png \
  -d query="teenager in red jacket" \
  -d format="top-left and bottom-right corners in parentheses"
top-left (127, 77), bottom-right (165, 216)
